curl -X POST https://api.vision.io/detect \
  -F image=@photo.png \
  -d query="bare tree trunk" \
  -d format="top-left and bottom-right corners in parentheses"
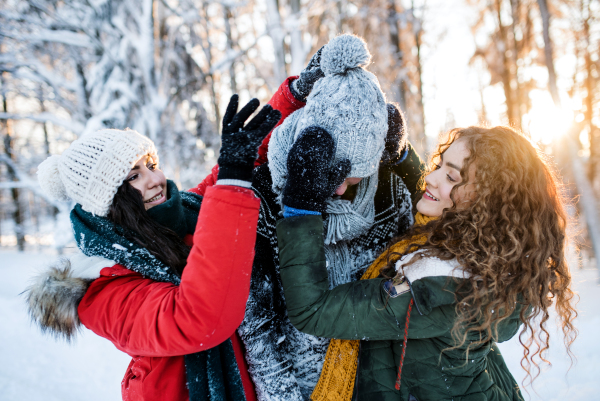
top-left (289, 0), bottom-right (306, 75)
top-left (412, 0), bottom-right (426, 152)
top-left (477, 66), bottom-right (488, 123)
top-left (387, 0), bottom-right (407, 111)
top-left (509, 0), bottom-right (523, 128)
top-left (582, 0), bottom-right (600, 184)
top-left (1, 83), bottom-right (25, 251)
top-left (38, 85), bottom-right (59, 221)
top-left (337, 0), bottom-right (347, 33)
top-left (537, 0), bottom-right (560, 106)
top-left (566, 129), bottom-right (600, 273)
top-left (266, 0), bottom-right (287, 87)
top-left (200, 3), bottom-right (221, 133)
top-left (224, 5), bottom-right (238, 94)
top-left (495, 0), bottom-right (517, 125)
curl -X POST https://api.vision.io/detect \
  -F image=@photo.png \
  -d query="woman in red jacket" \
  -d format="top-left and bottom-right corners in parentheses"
top-left (26, 96), bottom-right (280, 401)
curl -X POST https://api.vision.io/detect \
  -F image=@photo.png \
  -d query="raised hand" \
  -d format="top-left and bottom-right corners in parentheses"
top-left (283, 126), bottom-right (351, 213)
top-left (218, 94), bottom-right (281, 182)
top-left (381, 103), bottom-right (408, 166)
top-left (290, 46), bottom-right (326, 102)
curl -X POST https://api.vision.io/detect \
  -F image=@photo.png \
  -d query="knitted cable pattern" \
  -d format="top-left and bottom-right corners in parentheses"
top-left (268, 110), bottom-right (379, 248)
top-left (311, 213), bottom-right (435, 401)
top-left (38, 129), bottom-right (157, 216)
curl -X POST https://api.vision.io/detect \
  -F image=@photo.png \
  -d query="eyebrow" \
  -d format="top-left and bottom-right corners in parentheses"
top-left (440, 154), bottom-right (462, 172)
top-left (130, 155), bottom-right (155, 171)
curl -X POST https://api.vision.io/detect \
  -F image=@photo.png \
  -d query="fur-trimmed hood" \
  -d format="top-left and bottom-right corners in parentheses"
top-left (24, 253), bottom-right (115, 340)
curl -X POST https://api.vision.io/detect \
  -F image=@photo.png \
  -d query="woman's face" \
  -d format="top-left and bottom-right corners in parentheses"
top-left (126, 154), bottom-right (167, 210)
top-left (416, 139), bottom-right (475, 217)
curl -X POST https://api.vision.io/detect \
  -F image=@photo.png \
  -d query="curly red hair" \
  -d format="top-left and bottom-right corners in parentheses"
top-left (383, 126), bottom-right (577, 384)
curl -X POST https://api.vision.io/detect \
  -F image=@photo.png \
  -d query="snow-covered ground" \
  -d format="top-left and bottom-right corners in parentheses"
top-left (1, 250), bottom-right (599, 401)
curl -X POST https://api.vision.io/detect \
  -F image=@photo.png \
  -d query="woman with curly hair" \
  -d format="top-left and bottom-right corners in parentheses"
top-left (274, 125), bottom-right (577, 400)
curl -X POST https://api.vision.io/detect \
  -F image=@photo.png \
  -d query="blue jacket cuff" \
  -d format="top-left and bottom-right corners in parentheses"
top-left (283, 205), bottom-right (322, 218)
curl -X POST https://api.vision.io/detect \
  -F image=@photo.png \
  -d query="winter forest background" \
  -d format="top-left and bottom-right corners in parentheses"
top-left (1, 0), bottom-right (600, 400)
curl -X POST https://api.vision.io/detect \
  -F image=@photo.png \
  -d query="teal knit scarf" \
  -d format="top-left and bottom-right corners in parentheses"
top-left (71, 180), bottom-right (247, 401)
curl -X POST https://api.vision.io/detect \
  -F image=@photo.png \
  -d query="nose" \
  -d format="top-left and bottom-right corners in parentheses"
top-left (147, 170), bottom-right (162, 188)
top-left (335, 180), bottom-right (348, 196)
top-left (424, 171), bottom-right (438, 188)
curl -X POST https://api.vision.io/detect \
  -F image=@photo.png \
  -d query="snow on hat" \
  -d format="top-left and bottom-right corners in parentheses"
top-left (268, 34), bottom-right (387, 245)
top-left (37, 128), bottom-right (157, 216)
top-left (301, 34), bottom-right (387, 177)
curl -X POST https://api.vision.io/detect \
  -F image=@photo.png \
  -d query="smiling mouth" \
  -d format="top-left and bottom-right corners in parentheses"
top-left (145, 192), bottom-right (163, 203)
top-left (423, 189), bottom-right (439, 201)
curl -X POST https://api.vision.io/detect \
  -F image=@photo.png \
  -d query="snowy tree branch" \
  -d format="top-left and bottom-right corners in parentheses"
top-left (0, 112), bottom-right (84, 133)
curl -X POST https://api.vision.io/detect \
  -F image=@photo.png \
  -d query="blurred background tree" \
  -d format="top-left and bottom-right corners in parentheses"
top-left (0, 0), bottom-right (598, 258)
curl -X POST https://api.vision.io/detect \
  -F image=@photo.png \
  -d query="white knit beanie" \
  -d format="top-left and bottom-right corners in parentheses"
top-left (37, 129), bottom-right (158, 216)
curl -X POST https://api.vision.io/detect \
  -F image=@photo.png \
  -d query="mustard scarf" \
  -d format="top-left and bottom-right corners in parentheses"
top-left (311, 212), bottom-right (434, 401)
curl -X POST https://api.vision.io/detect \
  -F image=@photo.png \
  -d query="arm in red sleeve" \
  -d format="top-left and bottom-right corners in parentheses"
top-left (78, 185), bottom-right (260, 357)
top-left (188, 164), bottom-right (220, 197)
top-left (255, 76), bottom-right (306, 166)
top-left (193, 76), bottom-right (306, 196)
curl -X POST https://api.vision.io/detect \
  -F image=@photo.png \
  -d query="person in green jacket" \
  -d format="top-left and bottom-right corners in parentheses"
top-left (275, 125), bottom-right (577, 401)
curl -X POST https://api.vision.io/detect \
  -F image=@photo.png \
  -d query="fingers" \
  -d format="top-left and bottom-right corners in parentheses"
top-left (329, 159), bottom-right (352, 190)
top-left (245, 104), bottom-right (273, 131)
top-left (258, 109), bottom-right (282, 134)
top-left (229, 98), bottom-right (260, 131)
top-left (222, 94), bottom-right (239, 130)
top-left (246, 108), bottom-right (281, 146)
top-left (307, 45), bottom-right (325, 70)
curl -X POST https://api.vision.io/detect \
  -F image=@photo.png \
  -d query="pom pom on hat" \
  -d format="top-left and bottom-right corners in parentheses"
top-left (37, 155), bottom-right (70, 201)
top-left (320, 34), bottom-right (371, 75)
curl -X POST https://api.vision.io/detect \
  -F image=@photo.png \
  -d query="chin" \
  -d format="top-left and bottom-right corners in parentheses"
top-left (416, 199), bottom-right (440, 218)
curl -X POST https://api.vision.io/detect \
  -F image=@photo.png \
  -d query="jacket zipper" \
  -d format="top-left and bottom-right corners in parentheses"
top-left (352, 342), bottom-right (362, 401)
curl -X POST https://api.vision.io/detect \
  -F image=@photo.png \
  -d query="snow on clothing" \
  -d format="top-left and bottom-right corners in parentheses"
top-left (239, 160), bottom-right (416, 400)
top-left (195, 77), bottom-right (424, 400)
top-left (26, 183), bottom-right (260, 401)
top-left (277, 214), bottom-right (525, 401)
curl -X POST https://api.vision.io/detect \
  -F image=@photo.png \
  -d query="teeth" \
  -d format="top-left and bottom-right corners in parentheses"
top-left (427, 192), bottom-right (439, 201)
top-left (145, 193), bottom-right (162, 203)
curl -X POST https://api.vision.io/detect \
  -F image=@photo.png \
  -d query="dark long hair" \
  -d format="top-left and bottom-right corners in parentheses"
top-left (107, 182), bottom-right (191, 276)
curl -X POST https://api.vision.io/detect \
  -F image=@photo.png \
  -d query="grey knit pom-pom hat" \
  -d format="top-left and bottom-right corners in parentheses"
top-left (268, 34), bottom-right (388, 246)
top-left (270, 34), bottom-right (388, 180)
top-left (304, 33), bottom-right (387, 177)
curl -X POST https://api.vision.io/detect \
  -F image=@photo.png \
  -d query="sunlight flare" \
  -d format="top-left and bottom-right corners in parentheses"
top-left (524, 90), bottom-right (574, 145)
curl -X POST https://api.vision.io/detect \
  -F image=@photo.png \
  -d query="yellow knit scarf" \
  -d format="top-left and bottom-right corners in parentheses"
top-left (310, 212), bottom-right (435, 401)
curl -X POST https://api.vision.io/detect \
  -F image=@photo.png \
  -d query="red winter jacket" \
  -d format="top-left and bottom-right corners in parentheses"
top-left (78, 185), bottom-right (260, 401)
top-left (197, 76), bottom-right (304, 193)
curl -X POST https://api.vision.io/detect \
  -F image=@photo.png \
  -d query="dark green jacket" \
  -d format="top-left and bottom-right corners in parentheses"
top-left (277, 215), bottom-right (524, 401)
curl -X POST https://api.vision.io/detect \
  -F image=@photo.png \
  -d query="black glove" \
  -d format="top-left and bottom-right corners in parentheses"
top-left (380, 103), bottom-right (408, 166)
top-left (218, 95), bottom-right (282, 182)
top-left (283, 126), bottom-right (351, 213)
top-left (290, 46), bottom-right (326, 102)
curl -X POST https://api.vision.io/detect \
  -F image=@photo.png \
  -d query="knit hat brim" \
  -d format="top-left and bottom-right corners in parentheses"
top-left (37, 129), bottom-right (158, 216)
